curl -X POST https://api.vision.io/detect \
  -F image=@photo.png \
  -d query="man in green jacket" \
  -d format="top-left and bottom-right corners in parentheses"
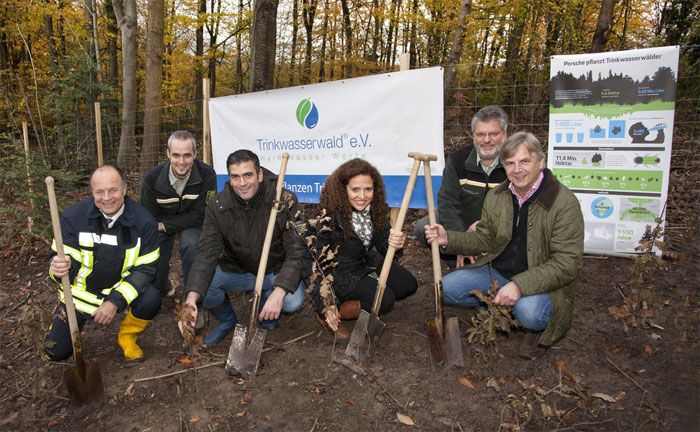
top-left (425, 132), bottom-right (584, 358)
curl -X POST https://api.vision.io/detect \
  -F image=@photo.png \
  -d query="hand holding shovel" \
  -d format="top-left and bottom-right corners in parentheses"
top-left (344, 153), bottom-right (423, 367)
top-left (225, 153), bottom-right (289, 380)
top-left (46, 177), bottom-right (104, 405)
top-left (421, 156), bottom-right (464, 368)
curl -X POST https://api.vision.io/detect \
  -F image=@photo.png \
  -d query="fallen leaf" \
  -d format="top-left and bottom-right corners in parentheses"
top-left (396, 412), bottom-right (414, 426)
top-left (346, 400), bottom-right (355, 407)
top-left (644, 345), bottom-right (654, 357)
top-left (592, 392), bottom-right (617, 403)
top-left (458, 377), bottom-right (475, 390)
top-left (0, 412), bottom-right (18, 427)
top-left (614, 391), bottom-right (626, 401)
top-left (125, 382), bottom-right (134, 396)
top-left (540, 403), bottom-right (554, 418)
top-left (189, 415), bottom-right (200, 423)
top-left (244, 392), bottom-right (253, 403)
top-left (563, 412), bottom-right (577, 424)
top-left (486, 378), bottom-right (501, 392)
top-left (236, 412), bottom-right (246, 417)
top-left (554, 359), bottom-right (567, 373)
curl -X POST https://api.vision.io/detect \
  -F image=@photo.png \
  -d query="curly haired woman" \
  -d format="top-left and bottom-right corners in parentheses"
top-left (308, 158), bottom-right (418, 339)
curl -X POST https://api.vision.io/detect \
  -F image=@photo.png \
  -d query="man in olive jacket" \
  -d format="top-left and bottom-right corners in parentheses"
top-left (179, 150), bottom-right (306, 347)
top-left (426, 132), bottom-right (584, 357)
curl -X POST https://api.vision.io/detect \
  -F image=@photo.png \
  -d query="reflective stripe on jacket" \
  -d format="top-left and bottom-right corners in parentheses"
top-left (49, 196), bottom-right (160, 314)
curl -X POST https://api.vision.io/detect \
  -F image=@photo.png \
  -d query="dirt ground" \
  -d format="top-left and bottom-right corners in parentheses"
top-left (0, 201), bottom-right (698, 432)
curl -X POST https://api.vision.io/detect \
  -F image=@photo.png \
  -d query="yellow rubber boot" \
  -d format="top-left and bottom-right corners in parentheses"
top-left (117, 310), bottom-right (150, 361)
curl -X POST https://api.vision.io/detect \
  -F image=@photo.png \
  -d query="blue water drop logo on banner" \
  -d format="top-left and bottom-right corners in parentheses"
top-left (296, 99), bottom-right (319, 129)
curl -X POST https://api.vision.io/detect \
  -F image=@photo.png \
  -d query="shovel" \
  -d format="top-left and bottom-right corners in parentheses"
top-left (344, 153), bottom-right (423, 366)
top-left (421, 156), bottom-right (464, 368)
top-left (45, 177), bottom-right (104, 405)
top-left (225, 153), bottom-right (289, 380)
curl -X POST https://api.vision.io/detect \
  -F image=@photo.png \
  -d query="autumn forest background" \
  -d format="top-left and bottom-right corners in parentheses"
top-left (0, 0), bottom-right (699, 243)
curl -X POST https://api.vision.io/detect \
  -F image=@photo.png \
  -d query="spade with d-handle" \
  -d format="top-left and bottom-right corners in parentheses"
top-left (344, 153), bottom-right (423, 367)
top-left (422, 155), bottom-right (464, 368)
top-left (46, 177), bottom-right (105, 405)
top-left (225, 153), bottom-right (289, 380)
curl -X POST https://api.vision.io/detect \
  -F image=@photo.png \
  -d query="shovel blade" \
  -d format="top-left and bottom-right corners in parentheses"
top-left (345, 310), bottom-right (385, 366)
top-left (426, 317), bottom-right (464, 368)
top-left (64, 358), bottom-right (104, 406)
top-left (225, 324), bottom-right (267, 380)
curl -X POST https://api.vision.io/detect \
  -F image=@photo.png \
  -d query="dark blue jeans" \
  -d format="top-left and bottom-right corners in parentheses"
top-left (154, 227), bottom-right (201, 295)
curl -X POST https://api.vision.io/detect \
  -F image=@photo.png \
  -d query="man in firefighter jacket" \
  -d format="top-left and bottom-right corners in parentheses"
top-left (141, 130), bottom-right (217, 297)
top-left (45, 165), bottom-right (161, 362)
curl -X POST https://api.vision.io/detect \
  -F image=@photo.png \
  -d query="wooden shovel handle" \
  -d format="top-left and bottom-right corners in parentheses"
top-left (370, 155), bottom-right (422, 314)
top-left (45, 177), bottom-right (83, 360)
top-left (249, 153), bottom-right (290, 330)
top-left (407, 152), bottom-right (437, 163)
top-left (421, 156), bottom-right (444, 319)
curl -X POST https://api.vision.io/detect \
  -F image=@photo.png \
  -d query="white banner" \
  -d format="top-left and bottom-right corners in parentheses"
top-left (548, 46), bottom-right (679, 255)
top-left (209, 67), bottom-right (445, 207)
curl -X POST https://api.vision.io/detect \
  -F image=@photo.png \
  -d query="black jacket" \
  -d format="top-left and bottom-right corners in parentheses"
top-left (140, 159), bottom-right (217, 233)
top-left (438, 145), bottom-right (507, 232)
top-left (186, 168), bottom-right (306, 299)
top-left (49, 197), bottom-right (160, 314)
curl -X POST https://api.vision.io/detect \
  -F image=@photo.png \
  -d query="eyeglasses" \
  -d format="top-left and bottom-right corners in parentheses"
top-left (474, 131), bottom-right (502, 139)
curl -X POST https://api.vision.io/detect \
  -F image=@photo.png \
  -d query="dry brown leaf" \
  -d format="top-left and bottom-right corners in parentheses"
top-left (592, 392), bottom-right (617, 403)
top-left (554, 359), bottom-right (567, 373)
top-left (0, 412), bottom-right (19, 427)
top-left (540, 403), bottom-right (554, 418)
top-left (644, 344), bottom-right (654, 357)
top-left (458, 377), bottom-right (476, 390)
top-left (244, 392), bottom-right (253, 403)
top-left (614, 391), bottom-right (626, 401)
top-left (189, 415), bottom-right (200, 423)
top-left (486, 378), bottom-right (501, 392)
top-left (236, 412), bottom-right (246, 417)
top-left (346, 400), bottom-right (355, 407)
top-left (396, 412), bottom-right (414, 426)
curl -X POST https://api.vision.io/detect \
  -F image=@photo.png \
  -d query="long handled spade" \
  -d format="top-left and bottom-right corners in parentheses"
top-left (344, 153), bottom-right (423, 367)
top-left (422, 156), bottom-right (464, 368)
top-left (225, 153), bottom-right (289, 380)
top-left (45, 177), bottom-right (104, 405)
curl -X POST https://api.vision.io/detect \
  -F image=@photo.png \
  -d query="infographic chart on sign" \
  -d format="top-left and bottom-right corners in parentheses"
top-left (548, 46), bottom-right (679, 255)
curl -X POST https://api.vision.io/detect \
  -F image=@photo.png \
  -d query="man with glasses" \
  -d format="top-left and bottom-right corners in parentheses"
top-left (414, 105), bottom-right (509, 267)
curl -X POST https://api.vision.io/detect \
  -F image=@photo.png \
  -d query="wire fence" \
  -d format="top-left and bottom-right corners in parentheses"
top-left (10, 46), bottom-right (700, 203)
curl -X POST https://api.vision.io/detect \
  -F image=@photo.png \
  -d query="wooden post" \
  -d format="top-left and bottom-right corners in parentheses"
top-left (95, 102), bottom-right (104, 167)
top-left (390, 53), bottom-right (411, 226)
top-left (22, 121), bottom-right (34, 233)
top-left (202, 78), bottom-right (211, 165)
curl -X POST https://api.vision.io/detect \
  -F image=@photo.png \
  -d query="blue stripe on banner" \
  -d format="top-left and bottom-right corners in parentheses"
top-left (216, 174), bottom-right (441, 209)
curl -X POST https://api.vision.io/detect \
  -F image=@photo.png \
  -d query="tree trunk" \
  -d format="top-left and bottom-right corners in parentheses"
top-left (249, 0), bottom-right (279, 91)
top-left (408, 0), bottom-right (418, 68)
top-left (141, 0), bottom-right (164, 175)
top-left (444, 0), bottom-right (472, 90)
top-left (302, 0), bottom-right (317, 83)
top-left (544, 1), bottom-right (561, 58)
top-left (208, 0), bottom-right (222, 96)
top-left (340, 0), bottom-right (352, 77)
top-left (43, 15), bottom-right (58, 74)
top-left (235, 0), bottom-right (245, 93)
top-left (195, 0), bottom-right (206, 126)
top-left (112, 0), bottom-right (138, 168)
top-left (590, 0), bottom-right (615, 53)
top-left (288, 0), bottom-right (299, 85)
top-left (318, 0), bottom-right (329, 82)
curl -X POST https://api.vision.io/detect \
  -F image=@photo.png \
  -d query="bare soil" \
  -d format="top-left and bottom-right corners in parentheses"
top-left (0, 208), bottom-right (698, 432)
